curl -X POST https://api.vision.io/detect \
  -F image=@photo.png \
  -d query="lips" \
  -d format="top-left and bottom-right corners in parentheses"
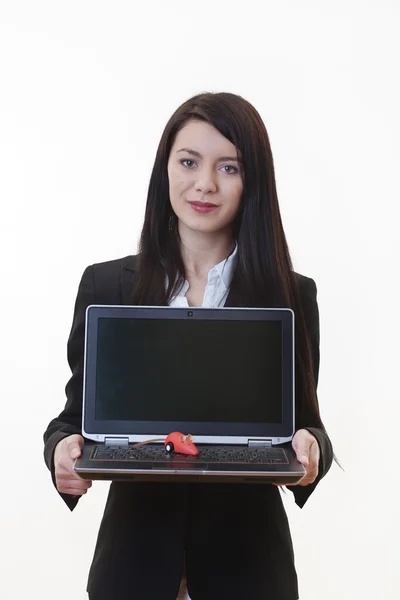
top-left (188, 201), bottom-right (218, 214)
top-left (189, 201), bottom-right (217, 208)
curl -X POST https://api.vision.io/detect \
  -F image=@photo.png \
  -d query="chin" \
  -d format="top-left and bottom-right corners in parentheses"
top-left (179, 217), bottom-right (225, 234)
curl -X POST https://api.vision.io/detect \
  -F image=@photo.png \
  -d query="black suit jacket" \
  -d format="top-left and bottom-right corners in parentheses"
top-left (43, 256), bottom-right (333, 600)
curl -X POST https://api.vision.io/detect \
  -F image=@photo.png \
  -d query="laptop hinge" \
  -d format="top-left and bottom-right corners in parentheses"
top-left (104, 437), bottom-right (130, 446)
top-left (248, 439), bottom-right (273, 448)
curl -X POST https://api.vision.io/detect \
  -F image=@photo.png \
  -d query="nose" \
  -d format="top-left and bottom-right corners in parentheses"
top-left (195, 168), bottom-right (217, 194)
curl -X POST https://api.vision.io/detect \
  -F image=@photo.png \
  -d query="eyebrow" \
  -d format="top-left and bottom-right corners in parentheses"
top-left (176, 148), bottom-right (241, 162)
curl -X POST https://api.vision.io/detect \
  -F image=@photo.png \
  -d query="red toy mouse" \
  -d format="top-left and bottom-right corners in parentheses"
top-left (164, 432), bottom-right (199, 456)
top-left (130, 432), bottom-right (199, 456)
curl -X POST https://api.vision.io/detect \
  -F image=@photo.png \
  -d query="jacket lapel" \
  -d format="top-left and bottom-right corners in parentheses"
top-left (121, 255), bottom-right (137, 305)
top-left (224, 288), bottom-right (235, 307)
top-left (121, 254), bottom-right (239, 307)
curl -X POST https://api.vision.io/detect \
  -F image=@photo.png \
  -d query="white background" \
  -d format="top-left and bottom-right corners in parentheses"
top-left (1, 1), bottom-right (399, 599)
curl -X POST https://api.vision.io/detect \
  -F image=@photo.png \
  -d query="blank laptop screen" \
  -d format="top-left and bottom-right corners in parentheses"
top-left (94, 317), bottom-right (283, 424)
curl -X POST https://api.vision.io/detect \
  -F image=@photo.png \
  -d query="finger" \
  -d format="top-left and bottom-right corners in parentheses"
top-left (310, 438), bottom-right (320, 465)
top-left (57, 480), bottom-right (92, 493)
top-left (56, 459), bottom-right (76, 473)
top-left (298, 454), bottom-right (309, 467)
top-left (56, 477), bottom-right (92, 489)
top-left (57, 474), bottom-right (92, 486)
top-left (292, 431), bottom-right (312, 466)
top-left (300, 441), bottom-right (320, 484)
top-left (286, 453), bottom-right (319, 487)
top-left (299, 470), bottom-right (318, 486)
top-left (56, 480), bottom-right (92, 492)
top-left (56, 459), bottom-right (82, 476)
top-left (295, 439), bottom-right (310, 466)
top-left (293, 448), bottom-right (309, 467)
top-left (56, 469), bottom-right (92, 483)
top-left (293, 464), bottom-right (319, 487)
top-left (66, 435), bottom-right (84, 459)
top-left (67, 443), bottom-right (82, 460)
top-left (68, 434), bottom-right (84, 447)
top-left (58, 486), bottom-right (89, 496)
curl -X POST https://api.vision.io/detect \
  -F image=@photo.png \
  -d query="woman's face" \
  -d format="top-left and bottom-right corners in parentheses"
top-left (167, 120), bottom-right (243, 236)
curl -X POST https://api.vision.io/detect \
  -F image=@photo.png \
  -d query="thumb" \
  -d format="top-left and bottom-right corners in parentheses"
top-left (70, 445), bottom-right (81, 459)
top-left (293, 430), bottom-right (310, 466)
top-left (67, 435), bottom-right (83, 459)
top-left (294, 442), bottom-right (309, 466)
top-left (298, 452), bottom-right (309, 467)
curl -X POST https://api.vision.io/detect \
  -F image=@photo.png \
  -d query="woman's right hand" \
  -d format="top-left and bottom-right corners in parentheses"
top-left (53, 434), bottom-right (93, 496)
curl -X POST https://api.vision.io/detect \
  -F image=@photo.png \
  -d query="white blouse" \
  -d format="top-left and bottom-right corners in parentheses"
top-left (169, 243), bottom-right (238, 309)
top-left (169, 244), bottom-right (238, 600)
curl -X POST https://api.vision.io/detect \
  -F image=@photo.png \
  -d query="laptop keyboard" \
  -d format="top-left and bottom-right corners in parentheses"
top-left (93, 444), bottom-right (289, 465)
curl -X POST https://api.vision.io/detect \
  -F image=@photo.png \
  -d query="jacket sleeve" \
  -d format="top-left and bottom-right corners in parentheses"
top-left (43, 265), bottom-right (96, 511)
top-left (289, 276), bottom-right (333, 509)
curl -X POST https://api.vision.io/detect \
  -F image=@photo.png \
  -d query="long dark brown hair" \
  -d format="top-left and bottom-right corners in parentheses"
top-left (131, 92), bottom-right (325, 431)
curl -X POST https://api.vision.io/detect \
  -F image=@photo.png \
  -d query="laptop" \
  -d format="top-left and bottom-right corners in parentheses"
top-left (74, 305), bottom-right (306, 485)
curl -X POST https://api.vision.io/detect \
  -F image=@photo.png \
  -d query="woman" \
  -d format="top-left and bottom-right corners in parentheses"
top-left (43, 92), bottom-right (333, 600)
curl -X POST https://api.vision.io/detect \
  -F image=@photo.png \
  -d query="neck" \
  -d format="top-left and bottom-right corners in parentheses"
top-left (178, 222), bottom-right (235, 281)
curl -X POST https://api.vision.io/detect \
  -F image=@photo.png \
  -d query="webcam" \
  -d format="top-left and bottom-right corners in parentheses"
top-left (187, 311), bottom-right (193, 317)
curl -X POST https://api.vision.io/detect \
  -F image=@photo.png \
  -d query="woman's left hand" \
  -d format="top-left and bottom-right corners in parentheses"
top-left (288, 429), bottom-right (320, 487)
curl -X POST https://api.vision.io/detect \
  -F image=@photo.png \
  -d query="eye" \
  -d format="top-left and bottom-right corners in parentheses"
top-left (180, 159), bottom-right (196, 168)
top-left (220, 165), bottom-right (239, 174)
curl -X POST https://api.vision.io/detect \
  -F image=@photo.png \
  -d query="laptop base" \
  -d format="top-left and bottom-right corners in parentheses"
top-left (74, 442), bottom-right (305, 485)
top-left (74, 471), bottom-right (304, 485)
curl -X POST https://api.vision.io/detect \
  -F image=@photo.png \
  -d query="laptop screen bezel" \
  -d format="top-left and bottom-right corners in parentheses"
top-left (82, 305), bottom-right (295, 443)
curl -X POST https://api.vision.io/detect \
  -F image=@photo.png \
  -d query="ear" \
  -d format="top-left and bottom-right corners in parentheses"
top-left (187, 434), bottom-right (193, 441)
top-left (180, 435), bottom-right (185, 441)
